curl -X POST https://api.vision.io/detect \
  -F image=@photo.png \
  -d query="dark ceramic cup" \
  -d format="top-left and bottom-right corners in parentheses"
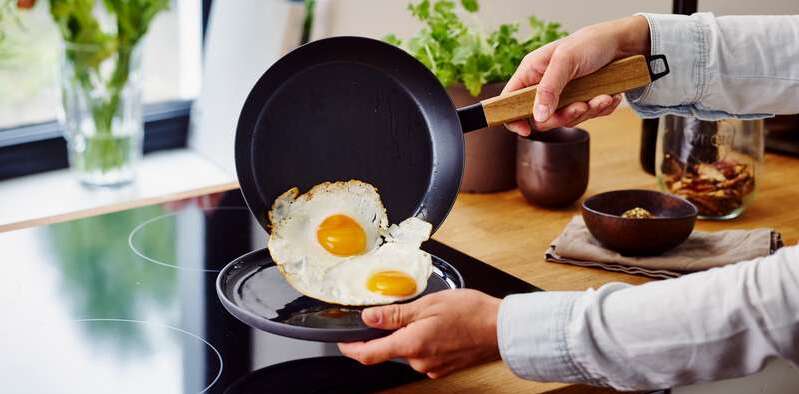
top-left (516, 127), bottom-right (590, 207)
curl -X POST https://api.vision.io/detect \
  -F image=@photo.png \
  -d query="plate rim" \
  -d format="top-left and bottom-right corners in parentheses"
top-left (216, 248), bottom-right (463, 342)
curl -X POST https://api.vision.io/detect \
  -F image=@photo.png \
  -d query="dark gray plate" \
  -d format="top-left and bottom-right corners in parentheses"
top-left (216, 248), bottom-right (464, 342)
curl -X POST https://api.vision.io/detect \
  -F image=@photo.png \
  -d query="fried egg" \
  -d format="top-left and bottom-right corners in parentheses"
top-left (267, 180), bottom-right (433, 305)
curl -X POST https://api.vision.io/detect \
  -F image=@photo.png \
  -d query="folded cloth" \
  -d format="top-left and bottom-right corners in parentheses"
top-left (546, 216), bottom-right (784, 279)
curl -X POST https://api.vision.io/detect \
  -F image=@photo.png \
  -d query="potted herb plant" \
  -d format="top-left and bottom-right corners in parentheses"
top-left (386, 0), bottom-right (567, 192)
top-left (16, 0), bottom-right (168, 186)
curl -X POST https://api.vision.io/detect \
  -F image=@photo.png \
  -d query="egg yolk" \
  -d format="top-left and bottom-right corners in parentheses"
top-left (367, 271), bottom-right (417, 297)
top-left (316, 214), bottom-right (367, 256)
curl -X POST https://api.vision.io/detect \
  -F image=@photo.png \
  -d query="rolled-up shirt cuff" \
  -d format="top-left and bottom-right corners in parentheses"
top-left (625, 13), bottom-right (772, 120)
top-left (498, 292), bottom-right (592, 383)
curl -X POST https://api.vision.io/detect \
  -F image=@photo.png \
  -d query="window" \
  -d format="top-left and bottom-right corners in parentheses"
top-left (0, 0), bottom-right (201, 128)
top-left (0, 0), bottom-right (205, 179)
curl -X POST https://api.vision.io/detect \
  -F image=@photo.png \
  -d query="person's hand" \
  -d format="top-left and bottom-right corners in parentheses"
top-left (338, 289), bottom-right (501, 379)
top-left (503, 15), bottom-right (651, 135)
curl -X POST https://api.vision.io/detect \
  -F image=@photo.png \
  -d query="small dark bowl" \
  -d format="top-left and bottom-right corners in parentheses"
top-left (581, 190), bottom-right (698, 256)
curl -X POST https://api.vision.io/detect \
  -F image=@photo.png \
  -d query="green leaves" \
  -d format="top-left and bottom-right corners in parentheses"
top-left (49, 0), bottom-right (167, 139)
top-left (526, 16), bottom-right (566, 49)
top-left (50, 0), bottom-right (115, 61)
top-left (460, 0), bottom-right (478, 12)
top-left (385, 0), bottom-right (567, 96)
top-left (408, 0), bottom-right (430, 20)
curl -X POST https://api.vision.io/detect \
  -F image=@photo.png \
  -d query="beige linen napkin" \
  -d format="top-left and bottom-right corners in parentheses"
top-left (546, 216), bottom-right (783, 279)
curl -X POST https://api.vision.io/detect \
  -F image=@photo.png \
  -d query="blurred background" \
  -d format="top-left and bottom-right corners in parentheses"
top-left (0, 0), bottom-right (201, 128)
top-left (1, 0), bottom-right (797, 225)
top-left (5, 0), bottom-right (799, 127)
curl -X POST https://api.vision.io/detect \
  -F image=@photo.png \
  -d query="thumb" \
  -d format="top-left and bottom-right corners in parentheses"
top-left (534, 51), bottom-right (577, 123)
top-left (361, 302), bottom-right (420, 330)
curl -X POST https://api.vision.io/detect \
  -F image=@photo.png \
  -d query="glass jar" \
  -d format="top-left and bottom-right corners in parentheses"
top-left (58, 42), bottom-right (143, 187)
top-left (656, 115), bottom-right (763, 220)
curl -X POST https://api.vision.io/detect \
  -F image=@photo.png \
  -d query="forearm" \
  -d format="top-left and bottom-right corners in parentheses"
top-left (626, 13), bottom-right (799, 119)
top-left (498, 245), bottom-right (799, 390)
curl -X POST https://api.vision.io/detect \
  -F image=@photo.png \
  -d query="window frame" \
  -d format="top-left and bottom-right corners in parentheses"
top-left (0, 100), bottom-right (192, 181)
top-left (0, 0), bottom-right (214, 181)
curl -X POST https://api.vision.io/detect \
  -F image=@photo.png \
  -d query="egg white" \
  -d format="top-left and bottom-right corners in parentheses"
top-left (267, 181), bottom-right (433, 306)
top-left (323, 238), bottom-right (433, 305)
top-left (268, 181), bottom-right (387, 269)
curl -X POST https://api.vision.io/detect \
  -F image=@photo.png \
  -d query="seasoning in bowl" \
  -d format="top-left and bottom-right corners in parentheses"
top-left (621, 207), bottom-right (653, 219)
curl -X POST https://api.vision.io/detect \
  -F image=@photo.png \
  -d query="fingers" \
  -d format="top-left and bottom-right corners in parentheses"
top-left (502, 43), bottom-right (559, 136)
top-left (533, 49), bottom-right (577, 123)
top-left (337, 337), bottom-right (401, 365)
top-left (427, 366), bottom-right (456, 379)
top-left (504, 120), bottom-right (532, 136)
top-left (420, 355), bottom-right (468, 379)
top-left (361, 298), bottom-right (427, 330)
top-left (532, 101), bottom-right (588, 131)
top-left (338, 330), bottom-right (424, 365)
top-left (409, 358), bottom-right (440, 375)
top-left (565, 94), bottom-right (615, 127)
top-left (409, 356), bottom-right (457, 377)
top-left (507, 101), bottom-right (589, 134)
top-left (595, 93), bottom-right (623, 117)
top-left (501, 40), bottom-right (559, 95)
top-left (507, 93), bottom-right (619, 133)
top-left (503, 64), bottom-right (542, 96)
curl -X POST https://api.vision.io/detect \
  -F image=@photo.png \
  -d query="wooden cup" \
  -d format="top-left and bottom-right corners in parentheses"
top-left (516, 128), bottom-right (590, 207)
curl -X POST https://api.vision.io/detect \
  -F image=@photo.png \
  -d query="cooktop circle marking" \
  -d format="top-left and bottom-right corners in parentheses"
top-left (128, 207), bottom-right (253, 273)
top-left (74, 318), bottom-right (224, 394)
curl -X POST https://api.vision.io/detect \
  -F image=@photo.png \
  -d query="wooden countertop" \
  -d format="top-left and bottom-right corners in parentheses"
top-left (384, 108), bottom-right (799, 393)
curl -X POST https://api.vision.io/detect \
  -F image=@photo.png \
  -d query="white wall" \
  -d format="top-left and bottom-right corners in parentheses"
top-left (311, 0), bottom-right (799, 40)
top-left (699, 0), bottom-right (799, 14)
top-left (189, 0), bottom-right (305, 175)
top-left (312, 0), bottom-right (667, 40)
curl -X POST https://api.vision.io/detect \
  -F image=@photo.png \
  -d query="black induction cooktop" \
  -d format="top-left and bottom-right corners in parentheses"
top-left (0, 191), bottom-right (539, 393)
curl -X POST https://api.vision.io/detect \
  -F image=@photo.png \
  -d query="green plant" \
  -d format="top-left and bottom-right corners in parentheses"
top-left (385, 0), bottom-right (567, 96)
top-left (48, 0), bottom-right (168, 173)
top-left (301, 0), bottom-right (316, 44)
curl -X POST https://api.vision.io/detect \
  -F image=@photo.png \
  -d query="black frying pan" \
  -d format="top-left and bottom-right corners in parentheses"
top-left (236, 36), bottom-right (668, 232)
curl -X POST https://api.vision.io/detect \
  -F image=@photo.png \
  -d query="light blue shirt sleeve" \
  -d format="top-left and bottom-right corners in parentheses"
top-left (625, 13), bottom-right (799, 120)
top-left (498, 245), bottom-right (799, 391)
top-left (498, 13), bottom-right (799, 390)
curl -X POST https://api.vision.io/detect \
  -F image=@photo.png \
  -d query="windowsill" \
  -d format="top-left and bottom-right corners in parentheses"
top-left (0, 149), bottom-right (239, 233)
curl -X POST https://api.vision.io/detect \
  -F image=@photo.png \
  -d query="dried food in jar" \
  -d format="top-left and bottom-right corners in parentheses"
top-left (662, 155), bottom-right (754, 217)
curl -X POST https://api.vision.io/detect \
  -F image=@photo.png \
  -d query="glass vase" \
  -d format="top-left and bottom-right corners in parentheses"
top-left (656, 115), bottom-right (764, 220)
top-left (58, 42), bottom-right (143, 187)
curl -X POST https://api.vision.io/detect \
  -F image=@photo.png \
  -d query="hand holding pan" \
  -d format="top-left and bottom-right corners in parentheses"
top-left (235, 36), bottom-right (668, 236)
top-left (227, 36), bottom-right (669, 343)
top-left (457, 54), bottom-right (668, 130)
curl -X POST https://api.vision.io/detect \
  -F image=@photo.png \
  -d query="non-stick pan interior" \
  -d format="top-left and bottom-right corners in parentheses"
top-left (236, 37), bottom-right (464, 232)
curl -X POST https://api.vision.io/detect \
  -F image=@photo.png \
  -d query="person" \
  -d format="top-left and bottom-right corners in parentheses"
top-left (338, 12), bottom-right (799, 391)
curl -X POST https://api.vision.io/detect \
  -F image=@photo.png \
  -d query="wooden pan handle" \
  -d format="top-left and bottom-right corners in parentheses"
top-left (479, 55), bottom-right (652, 127)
